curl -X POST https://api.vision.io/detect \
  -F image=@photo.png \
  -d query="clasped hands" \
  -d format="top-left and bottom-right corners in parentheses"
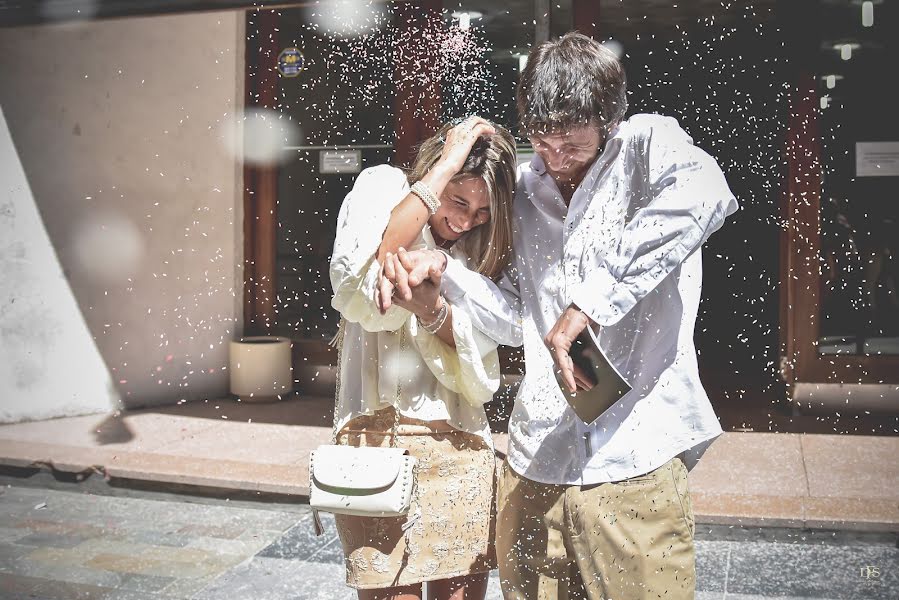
top-left (376, 248), bottom-right (597, 393)
top-left (376, 248), bottom-right (447, 322)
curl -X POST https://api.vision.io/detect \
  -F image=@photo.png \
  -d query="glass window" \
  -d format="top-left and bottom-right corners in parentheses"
top-left (274, 7), bottom-right (395, 340)
top-left (818, 1), bottom-right (899, 355)
top-left (272, 2), bottom-right (567, 341)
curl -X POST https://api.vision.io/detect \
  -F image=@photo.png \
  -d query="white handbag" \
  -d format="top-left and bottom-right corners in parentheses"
top-left (309, 321), bottom-right (418, 536)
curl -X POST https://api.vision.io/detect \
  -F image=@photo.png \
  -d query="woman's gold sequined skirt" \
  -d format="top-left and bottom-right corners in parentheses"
top-left (334, 407), bottom-right (498, 589)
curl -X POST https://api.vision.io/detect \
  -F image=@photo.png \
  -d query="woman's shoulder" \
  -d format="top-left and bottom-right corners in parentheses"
top-left (354, 164), bottom-right (409, 190)
top-left (339, 164), bottom-right (410, 219)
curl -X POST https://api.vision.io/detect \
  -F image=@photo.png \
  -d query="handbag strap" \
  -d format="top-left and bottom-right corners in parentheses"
top-left (330, 317), bottom-right (403, 448)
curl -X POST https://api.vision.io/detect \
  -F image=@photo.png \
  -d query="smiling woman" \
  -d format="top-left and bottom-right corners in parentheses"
top-left (323, 117), bottom-right (517, 599)
top-left (397, 119), bottom-right (516, 281)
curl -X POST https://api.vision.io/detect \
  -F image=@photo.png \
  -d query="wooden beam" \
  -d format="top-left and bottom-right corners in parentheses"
top-left (781, 72), bottom-right (822, 384)
top-left (243, 8), bottom-right (279, 334)
top-left (392, 0), bottom-right (442, 167)
top-left (534, 0), bottom-right (551, 44)
top-left (572, 0), bottom-right (601, 39)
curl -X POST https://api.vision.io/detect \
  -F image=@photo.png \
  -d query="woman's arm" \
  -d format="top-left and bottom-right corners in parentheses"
top-left (396, 258), bottom-right (501, 407)
top-left (376, 164), bottom-right (453, 265)
top-left (329, 167), bottom-right (412, 332)
top-left (376, 117), bottom-right (496, 265)
top-left (386, 255), bottom-right (457, 348)
top-left (379, 248), bottom-right (523, 347)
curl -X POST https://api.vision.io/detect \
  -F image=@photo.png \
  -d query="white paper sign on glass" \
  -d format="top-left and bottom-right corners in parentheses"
top-left (320, 149), bottom-right (362, 174)
top-left (856, 142), bottom-right (899, 177)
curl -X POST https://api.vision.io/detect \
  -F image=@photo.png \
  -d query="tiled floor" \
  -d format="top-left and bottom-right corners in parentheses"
top-left (2, 480), bottom-right (896, 599)
top-left (0, 396), bottom-right (897, 531)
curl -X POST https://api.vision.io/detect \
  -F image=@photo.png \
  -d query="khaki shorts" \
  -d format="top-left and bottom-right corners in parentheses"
top-left (496, 457), bottom-right (695, 600)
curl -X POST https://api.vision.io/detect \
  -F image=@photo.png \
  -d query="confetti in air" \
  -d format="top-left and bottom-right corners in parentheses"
top-left (294, 6), bottom-right (499, 134)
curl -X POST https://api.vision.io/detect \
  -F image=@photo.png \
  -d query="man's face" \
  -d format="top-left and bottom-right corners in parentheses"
top-left (528, 124), bottom-right (603, 185)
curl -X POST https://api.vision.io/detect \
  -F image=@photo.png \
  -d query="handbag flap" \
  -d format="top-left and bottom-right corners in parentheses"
top-left (311, 445), bottom-right (408, 490)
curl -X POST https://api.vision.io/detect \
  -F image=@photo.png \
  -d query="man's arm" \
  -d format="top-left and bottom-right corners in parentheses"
top-left (570, 118), bottom-right (737, 327)
top-left (441, 255), bottom-right (523, 348)
top-left (550, 118), bottom-right (738, 388)
top-left (382, 248), bottom-right (523, 348)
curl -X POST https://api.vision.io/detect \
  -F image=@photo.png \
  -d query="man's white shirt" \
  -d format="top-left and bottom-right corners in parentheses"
top-left (440, 114), bottom-right (739, 485)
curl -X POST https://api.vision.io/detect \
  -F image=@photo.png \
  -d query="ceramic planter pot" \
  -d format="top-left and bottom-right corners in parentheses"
top-left (229, 336), bottom-right (293, 402)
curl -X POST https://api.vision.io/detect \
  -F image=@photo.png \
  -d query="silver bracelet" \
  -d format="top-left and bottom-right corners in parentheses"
top-left (410, 180), bottom-right (441, 215)
top-left (418, 297), bottom-right (448, 334)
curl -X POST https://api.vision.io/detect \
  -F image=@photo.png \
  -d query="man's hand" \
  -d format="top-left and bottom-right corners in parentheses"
top-left (544, 304), bottom-right (596, 393)
top-left (376, 248), bottom-right (446, 313)
top-left (391, 256), bottom-right (444, 320)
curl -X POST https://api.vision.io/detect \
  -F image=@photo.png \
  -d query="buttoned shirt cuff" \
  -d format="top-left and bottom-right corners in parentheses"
top-left (569, 267), bottom-right (637, 327)
top-left (331, 257), bottom-right (409, 332)
top-left (439, 251), bottom-right (469, 304)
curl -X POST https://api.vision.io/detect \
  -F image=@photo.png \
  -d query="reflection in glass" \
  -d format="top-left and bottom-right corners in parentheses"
top-left (271, 2), bottom-right (559, 341)
top-left (817, 1), bottom-right (899, 355)
top-left (819, 198), bottom-right (899, 355)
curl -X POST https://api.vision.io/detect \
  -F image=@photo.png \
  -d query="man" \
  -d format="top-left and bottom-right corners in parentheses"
top-left (382, 32), bottom-right (737, 599)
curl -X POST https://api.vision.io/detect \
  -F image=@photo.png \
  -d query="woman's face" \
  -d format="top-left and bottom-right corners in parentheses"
top-left (429, 176), bottom-right (491, 245)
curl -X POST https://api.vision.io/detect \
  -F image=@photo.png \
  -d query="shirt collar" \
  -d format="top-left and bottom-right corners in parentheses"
top-left (529, 153), bottom-right (547, 176)
top-left (581, 123), bottom-right (625, 190)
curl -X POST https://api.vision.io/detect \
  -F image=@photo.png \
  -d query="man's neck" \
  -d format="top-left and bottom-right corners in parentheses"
top-left (554, 134), bottom-right (607, 206)
top-left (554, 161), bottom-right (593, 206)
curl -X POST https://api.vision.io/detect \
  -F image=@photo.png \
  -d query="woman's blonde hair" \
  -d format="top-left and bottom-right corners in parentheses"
top-left (407, 122), bottom-right (517, 281)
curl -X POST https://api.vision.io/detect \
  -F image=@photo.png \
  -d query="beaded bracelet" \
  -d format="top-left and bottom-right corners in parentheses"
top-left (418, 297), bottom-right (448, 334)
top-left (410, 180), bottom-right (441, 215)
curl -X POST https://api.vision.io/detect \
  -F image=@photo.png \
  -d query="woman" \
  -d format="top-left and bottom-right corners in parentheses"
top-left (328, 116), bottom-right (516, 600)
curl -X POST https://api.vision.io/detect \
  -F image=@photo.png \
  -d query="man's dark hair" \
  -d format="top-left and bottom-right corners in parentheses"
top-left (517, 32), bottom-right (628, 136)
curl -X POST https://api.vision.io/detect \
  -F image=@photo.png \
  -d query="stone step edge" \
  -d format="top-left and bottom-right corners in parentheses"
top-left (1, 440), bottom-right (897, 533)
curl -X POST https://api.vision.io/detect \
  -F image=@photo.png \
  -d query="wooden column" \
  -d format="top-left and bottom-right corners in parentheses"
top-left (392, 0), bottom-right (442, 167)
top-left (778, 0), bottom-right (821, 386)
top-left (572, 0), bottom-right (601, 39)
top-left (243, 9), bottom-right (280, 334)
top-left (779, 72), bottom-right (822, 385)
top-left (535, 0), bottom-right (551, 44)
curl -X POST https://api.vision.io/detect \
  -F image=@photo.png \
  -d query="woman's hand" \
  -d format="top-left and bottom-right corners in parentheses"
top-left (375, 116), bottom-right (494, 270)
top-left (436, 116), bottom-right (496, 175)
top-left (376, 248), bottom-right (446, 313)
top-left (386, 254), bottom-right (444, 320)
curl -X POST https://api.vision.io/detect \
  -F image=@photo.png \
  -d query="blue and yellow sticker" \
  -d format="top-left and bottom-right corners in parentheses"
top-left (277, 47), bottom-right (304, 78)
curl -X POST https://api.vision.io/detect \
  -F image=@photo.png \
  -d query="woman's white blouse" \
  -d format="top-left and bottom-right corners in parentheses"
top-left (329, 164), bottom-right (500, 444)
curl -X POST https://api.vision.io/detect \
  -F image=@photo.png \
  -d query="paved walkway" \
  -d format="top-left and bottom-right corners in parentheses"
top-left (1, 479), bottom-right (896, 599)
top-left (0, 396), bottom-right (897, 531)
